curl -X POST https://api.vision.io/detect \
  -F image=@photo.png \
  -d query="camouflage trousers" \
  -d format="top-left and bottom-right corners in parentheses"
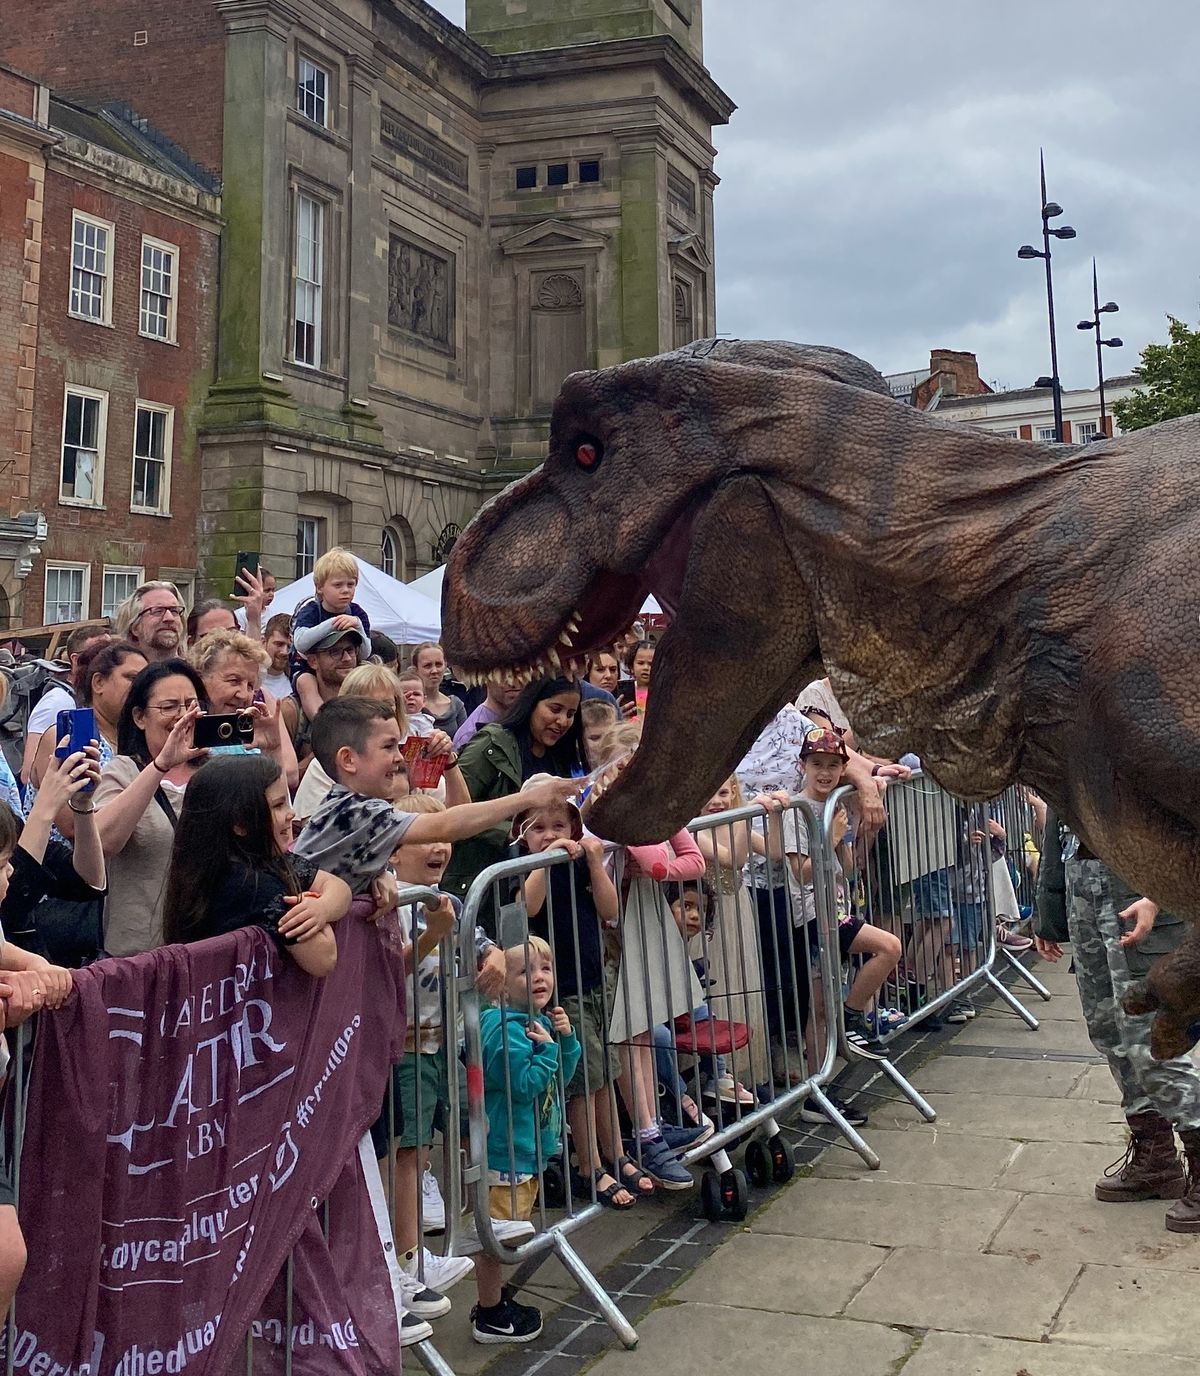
top-left (1066, 857), bottom-right (1200, 1128)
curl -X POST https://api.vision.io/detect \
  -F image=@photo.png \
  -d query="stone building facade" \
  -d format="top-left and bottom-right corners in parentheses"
top-left (6, 0), bottom-right (733, 597)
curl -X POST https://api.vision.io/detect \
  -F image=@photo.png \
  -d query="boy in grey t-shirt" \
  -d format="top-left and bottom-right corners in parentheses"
top-left (292, 698), bottom-right (577, 894)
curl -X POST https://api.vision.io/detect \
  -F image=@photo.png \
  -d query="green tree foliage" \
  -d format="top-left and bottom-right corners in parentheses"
top-left (1113, 315), bottom-right (1200, 431)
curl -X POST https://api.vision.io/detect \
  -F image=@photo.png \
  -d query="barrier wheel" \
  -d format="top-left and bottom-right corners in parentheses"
top-left (745, 1139), bottom-right (771, 1188)
top-left (768, 1134), bottom-right (795, 1183)
top-left (700, 1168), bottom-right (723, 1220)
top-left (721, 1168), bottom-right (749, 1221)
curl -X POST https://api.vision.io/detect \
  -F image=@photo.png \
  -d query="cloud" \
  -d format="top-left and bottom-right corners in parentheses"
top-left (427, 0), bottom-right (1200, 387)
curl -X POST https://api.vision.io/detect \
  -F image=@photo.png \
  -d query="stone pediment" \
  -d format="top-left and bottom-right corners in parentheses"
top-left (500, 219), bottom-right (609, 257)
top-left (668, 232), bottom-right (711, 272)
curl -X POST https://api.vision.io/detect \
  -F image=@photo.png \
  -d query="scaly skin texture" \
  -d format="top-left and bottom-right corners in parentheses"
top-left (442, 339), bottom-right (1200, 1053)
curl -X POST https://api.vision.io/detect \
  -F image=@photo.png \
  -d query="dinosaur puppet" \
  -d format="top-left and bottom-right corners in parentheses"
top-left (441, 338), bottom-right (1200, 1054)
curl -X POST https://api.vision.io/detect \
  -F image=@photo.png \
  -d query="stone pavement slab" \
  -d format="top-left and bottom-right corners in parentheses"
top-left (844, 1244), bottom-right (1080, 1340)
top-left (752, 1176), bottom-right (1019, 1251)
top-left (948, 1016), bottom-right (1101, 1054)
top-left (989, 1191), bottom-right (1200, 1272)
top-left (1052, 1263), bottom-right (1200, 1355)
top-left (585, 1302), bottom-right (913, 1376)
top-left (875, 1091), bottom-right (1123, 1143)
top-left (996, 1140), bottom-right (1120, 1197)
top-left (908, 1055), bottom-right (1088, 1098)
top-left (901, 1330), bottom-right (1200, 1376)
top-left (812, 1125), bottom-right (1018, 1188)
top-left (673, 1232), bottom-right (887, 1316)
top-left (1065, 1063), bottom-right (1123, 1102)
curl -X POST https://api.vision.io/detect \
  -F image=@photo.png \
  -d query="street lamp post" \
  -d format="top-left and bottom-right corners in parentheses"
top-left (1017, 151), bottom-right (1076, 442)
top-left (1077, 258), bottom-right (1122, 435)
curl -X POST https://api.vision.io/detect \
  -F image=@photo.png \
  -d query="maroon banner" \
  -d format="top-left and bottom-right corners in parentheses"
top-left (7, 904), bottom-right (407, 1376)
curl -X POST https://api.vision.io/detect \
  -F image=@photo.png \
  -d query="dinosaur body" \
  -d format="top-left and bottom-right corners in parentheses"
top-left (442, 339), bottom-right (1200, 1049)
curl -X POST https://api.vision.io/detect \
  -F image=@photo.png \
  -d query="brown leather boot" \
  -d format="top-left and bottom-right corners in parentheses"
top-left (1165, 1128), bottom-right (1200, 1232)
top-left (1094, 1110), bottom-right (1186, 1202)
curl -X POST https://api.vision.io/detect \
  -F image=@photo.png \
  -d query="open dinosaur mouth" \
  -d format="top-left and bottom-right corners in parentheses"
top-left (452, 500), bottom-right (696, 689)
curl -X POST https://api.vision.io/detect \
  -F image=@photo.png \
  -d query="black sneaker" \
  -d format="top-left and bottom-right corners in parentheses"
top-left (471, 1297), bottom-right (543, 1345)
top-left (945, 999), bottom-right (976, 1024)
top-left (400, 1310), bottom-right (433, 1346)
top-left (843, 1008), bottom-right (882, 1053)
top-left (800, 1093), bottom-right (868, 1128)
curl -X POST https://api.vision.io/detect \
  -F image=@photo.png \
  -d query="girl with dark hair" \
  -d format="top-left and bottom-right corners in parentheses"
top-left (93, 659), bottom-right (210, 956)
top-left (442, 676), bottom-right (583, 912)
top-left (162, 755), bottom-right (345, 975)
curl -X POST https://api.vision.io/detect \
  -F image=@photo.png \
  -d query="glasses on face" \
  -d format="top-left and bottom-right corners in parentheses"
top-left (136, 604), bottom-right (185, 622)
top-left (319, 645), bottom-right (359, 661)
top-left (148, 697), bottom-right (200, 716)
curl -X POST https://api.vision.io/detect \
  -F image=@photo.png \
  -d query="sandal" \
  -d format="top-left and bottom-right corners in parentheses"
top-left (614, 1153), bottom-right (656, 1196)
top-left (581, 1169), bottom-right (636, 1210)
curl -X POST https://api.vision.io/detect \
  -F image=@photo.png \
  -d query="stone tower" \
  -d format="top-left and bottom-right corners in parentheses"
top-left (466, 0), bottom-right (703, 59)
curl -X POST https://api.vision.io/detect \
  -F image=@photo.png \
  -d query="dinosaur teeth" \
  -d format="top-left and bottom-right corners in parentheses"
top-left (560, 630), bottom-right (574, 648)
top-left (548, 648), bottom-right (561, 669)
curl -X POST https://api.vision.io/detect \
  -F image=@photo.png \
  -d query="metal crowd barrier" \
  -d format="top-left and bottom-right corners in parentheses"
top-left (1, 776), bottom-right (1054, 1370)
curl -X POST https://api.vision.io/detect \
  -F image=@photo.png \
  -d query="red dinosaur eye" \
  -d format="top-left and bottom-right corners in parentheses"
top-left (574, 437), bottom-right (603, 471)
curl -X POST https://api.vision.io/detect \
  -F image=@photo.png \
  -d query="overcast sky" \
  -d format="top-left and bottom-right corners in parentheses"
top-left (429, 0), bottom-right (1198, 390)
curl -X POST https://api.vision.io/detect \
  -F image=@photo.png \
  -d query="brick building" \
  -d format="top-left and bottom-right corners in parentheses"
top-left (0, 62), bottom-right (221, 628)
top-left (7, 0), bottom-right (733, 598)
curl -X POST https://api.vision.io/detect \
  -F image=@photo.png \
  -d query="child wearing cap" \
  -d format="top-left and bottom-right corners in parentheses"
top-left (514, 779), bottom-right (638, 1211)
top-left (783, 727), bottom-right (903, 1127)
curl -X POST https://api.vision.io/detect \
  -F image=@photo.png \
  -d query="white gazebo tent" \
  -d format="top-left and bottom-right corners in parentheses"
top-left (272, 558), bottom-right (442, 644)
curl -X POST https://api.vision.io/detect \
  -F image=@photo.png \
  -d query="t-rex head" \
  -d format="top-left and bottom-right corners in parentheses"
top-left (441, 339), bottom-right (892, 842)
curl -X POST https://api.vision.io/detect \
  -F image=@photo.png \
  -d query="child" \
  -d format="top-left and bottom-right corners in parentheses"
top-left (591, 720), bottom-right (708, 1194)
top-left (291, 698), bottom-right (578, 896)
top-left (783, 728), bottom-right (903, 1127)
top-left (370, 794), bottom-right (496, 1343)
top-left (398, 668), bottom-right (435, 732)
top-left (694, 777), bottom-right (791, 1103)
top-left (290, 549), bottom-right (373, 721)
top-left (162, 755), bottom-right (349, 975)
top-left (579, 699), bottom-right (618, 772)
top-left (513, 779), bottom-right (636, 1211)
top-left (476, 938), bottom-right (579, 1344)
top-left (659, 879), bottom-right (722, 1127)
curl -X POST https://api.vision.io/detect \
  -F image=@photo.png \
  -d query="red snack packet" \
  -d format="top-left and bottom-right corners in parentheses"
top-left (402, 736), bottom-right (448, 789)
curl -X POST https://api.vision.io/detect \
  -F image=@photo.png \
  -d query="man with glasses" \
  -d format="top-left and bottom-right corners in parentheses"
top-left (114, 581), bottom-right (188, 663)
top-left (280, 624), bottom-right (370, 769)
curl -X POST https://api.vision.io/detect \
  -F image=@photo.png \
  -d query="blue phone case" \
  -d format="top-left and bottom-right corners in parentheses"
top-left (55, 707), bottom-right (96, 771)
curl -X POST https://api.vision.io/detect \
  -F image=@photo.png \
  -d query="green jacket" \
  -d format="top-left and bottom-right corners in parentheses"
top-left (442, 723), bottom-right (522, 912)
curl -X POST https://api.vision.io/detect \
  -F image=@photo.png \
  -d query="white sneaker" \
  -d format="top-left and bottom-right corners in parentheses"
top-left (422, 1168), bottom-right (447, 1234)
top-left (396, 1259), bottom-right (451, 1320)
top-left (415, 1247), bottom-right (474, 1292)
top-left (455, 1216), bottom-right (536, 1256)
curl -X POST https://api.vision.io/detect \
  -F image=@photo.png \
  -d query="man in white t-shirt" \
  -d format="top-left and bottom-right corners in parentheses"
top-left (21, 625), bottom-right (109, 783)
top-left (261, 612), bottom-right (294, 699)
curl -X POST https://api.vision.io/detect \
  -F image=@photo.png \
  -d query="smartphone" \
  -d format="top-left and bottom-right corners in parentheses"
top-left (193, 713), bottom-right (255, 749)
top-left (615, 680), bottom-right (636, 708)
top-left (232, 550), bottom-right (260, 599)
top-left (55, 707), bottom-right (97, 791)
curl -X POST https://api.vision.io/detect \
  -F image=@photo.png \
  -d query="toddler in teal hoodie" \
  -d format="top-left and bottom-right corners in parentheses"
top-left (474, 936), bottom-right (581, 1337)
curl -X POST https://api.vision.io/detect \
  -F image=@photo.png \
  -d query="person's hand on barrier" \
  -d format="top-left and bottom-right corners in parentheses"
top-left (1119, 897), bottom-right (1159, 948)
top-left (476, 945), bottom-right (506, 999)
top-left (279, 892), bottom-right (334, 942)
top-left (0, 970), bottom-right (46, 1025)
top-left (872, 763), bottom-right (911, 781)
top-left (424, 896), bottom-right (457, 943)
top-left (369, 871), bottom-right (400, 921)
top-left (580, 835), bottom-right (606, 866)
top-left (754, 790), bottom-right (792, 812)
top-left (27, 959), bottom-right (73, 1010)
top-left (549, 1005), bottom-right (573, 1038)
top-left (986, 818), bottom-right (1006, 840)
top-left (154, 704), bottom-right (207, 773)
top-left (1034, 936), bottom-right (1064, 963)
top-left (548, 838), bottom-right (581, 860)
top-left (845, 754), bottom-right (887, 839)
top-left (831, 807), bottom-right (850, 848)
top-left (526, 1019), bottom-right (553, 1045)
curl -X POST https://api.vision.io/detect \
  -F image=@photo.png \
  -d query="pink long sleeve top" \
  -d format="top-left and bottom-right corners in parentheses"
top-left (625, 829), bottom-right (707, 883)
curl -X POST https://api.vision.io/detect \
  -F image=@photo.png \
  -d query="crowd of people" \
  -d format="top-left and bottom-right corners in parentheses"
top-left (0, 546), bottom-right (1194, 1345)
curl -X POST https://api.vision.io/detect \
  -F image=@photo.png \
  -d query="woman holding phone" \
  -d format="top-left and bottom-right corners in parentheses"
top-left (93, 660), bottom-right (209, 955)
